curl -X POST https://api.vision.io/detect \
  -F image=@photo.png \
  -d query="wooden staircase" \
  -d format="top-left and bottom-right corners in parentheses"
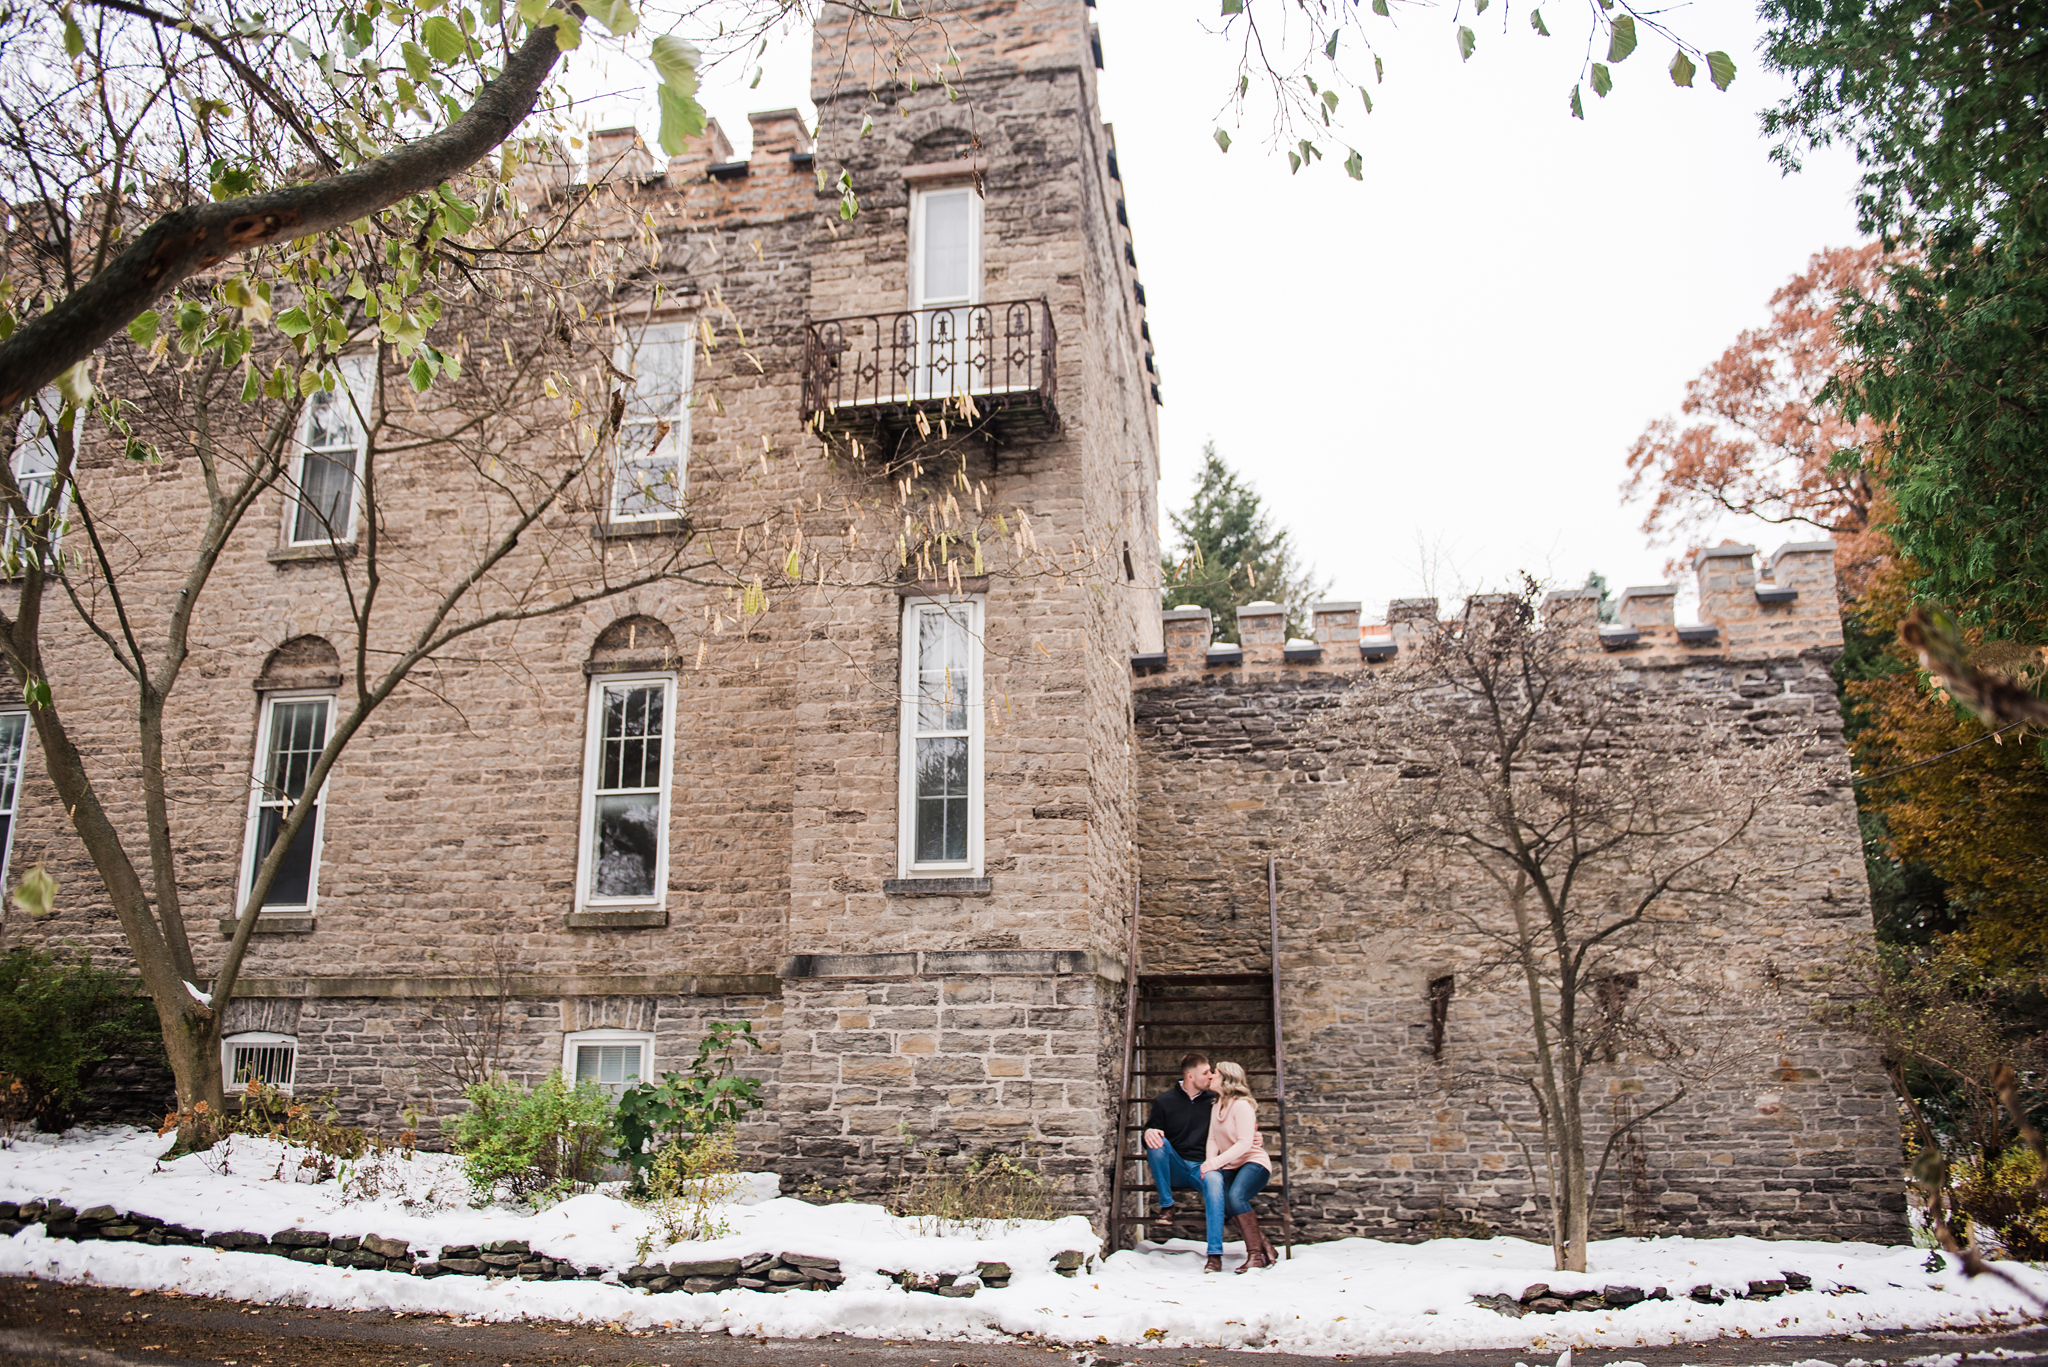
top-left (1107, 863), bottom-right (1294, 1255)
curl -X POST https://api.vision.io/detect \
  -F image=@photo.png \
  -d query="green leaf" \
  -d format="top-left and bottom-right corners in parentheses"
top-left (1344, 148), bottom-right (1362, 180)
top-left (22, 678), bottom-right (50, 712)
top-left (402, 39), bottom-right (430, 81)
top-left (1570, 84), bottom-right (1584, 119)
top-left (1591, 62), bottom-right (1612, 97)
top-left (126, 311), bottom-right (159, 348)
top-left (1669, 49), bottom-right (1695, 87)
top-left (275, 306), bottom-right (314, 338)
top-left (649, 33), bottom-right (699, 93)
top-left (578, 0), bottom-right (637, 35)
top-left (1358, 85), bottom-right (1373, 113)
top-left (61, 9), bottom-right (84, 57)
top-left (1322, 88), bottom-right (1339, 113)
top-left (1220, 0), bottom-right (1242, 12)
top-left (655, 82), bottom-right (706, 156)
top-left (420, 14), bottom-right (467, 61)
top-left (1212, 127), bottom-right (1231, 153)
top-left (240, 364), bottom-right (261, 402)
top-left (1371, 0), bottom-right (1387, 13)
top-left (1287, 151), bottom-right (1301, 175)
top-left (1530, 8), bottom-right (1549, 36)
top-left (54, 361), bottom-right (93, 407)
top-left (409, 356), bottom-right (434, 391)
top-left (1324, 31), bottom-right (1338, 58)
top-left (1705, 50), bottom-right (1736, 90)
top-left (1456, 25), bottom-right (1475, 61)
top-left (1606, 13), bottom-right (1636, 62)
top-left (1374, 54), bottom-right (1383, 83)
top-left (1474, 0), bottom-right (1488, 12)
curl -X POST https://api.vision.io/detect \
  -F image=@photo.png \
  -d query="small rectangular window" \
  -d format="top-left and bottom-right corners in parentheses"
top-left (243, 694), bottom-right (333, 910)
top-left (0, 711), bottom-right (26, 887)
top-left (564, 1030), bottom-right (652, 1099)
top-left (578, 675), bottom-right (674, 905)
top-left (224, 1033), bottom-right (298, 1094)
top-left (911, 187), bottom-right (981, 309)
top-left (611, 323), bottom-right (694, 522)
top-left (898, 598), bottom-right (982, 874)
top-left (6, 391), bottom-right (70, 569)
top-left (286, 357), bottom-right (372, 546)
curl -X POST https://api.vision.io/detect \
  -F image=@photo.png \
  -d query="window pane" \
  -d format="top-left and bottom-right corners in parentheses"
top-left (266, 700), bottom-right (329, 800)
top-left (914, 736), bottom-right (968, 863)
top-left (622, 334), bottom-right (687, 421)
top-left (302, 386), bottom-right (363, 452)
top-left (592, 792), bottom-right (660, 897)
top-left (611, 439), bottom-right (680, 519)
top-left (916, 609), bottom-right (970, 732)
top-left (921, 191), bottom-right (971, 302)
top-left (293, 448), bottom-right (357, 542)
top-left (0, 712), bottom-right (26, 813)
top-left (253, 802), bottom-right (319, 906)
top-left (612, 328), bottom-right (688, 518)
top-left (599, 684), bottom-right (664, 791)
top-left (575, 1043), bottom-right (642, 1096)
top-left (231, 1043), bottom-right (295, 1089)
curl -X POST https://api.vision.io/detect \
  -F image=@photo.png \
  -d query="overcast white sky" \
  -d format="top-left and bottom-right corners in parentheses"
top-left (581, 2), bottom-right (1867, 622)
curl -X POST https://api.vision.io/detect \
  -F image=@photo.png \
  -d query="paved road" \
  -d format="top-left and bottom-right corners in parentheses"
top-left (3, 1277), bottom-right (2044, 1367)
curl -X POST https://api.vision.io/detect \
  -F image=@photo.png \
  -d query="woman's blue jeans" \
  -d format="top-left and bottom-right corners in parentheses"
top-left (1222, 1161), bottom-right (1271, 1218)
top-left (1145, 1144), bottom-right (1227, 1253)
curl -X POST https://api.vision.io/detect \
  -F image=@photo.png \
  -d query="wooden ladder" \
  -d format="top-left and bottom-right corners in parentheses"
top-left (1107, 860), bottom-right (1294, 1255)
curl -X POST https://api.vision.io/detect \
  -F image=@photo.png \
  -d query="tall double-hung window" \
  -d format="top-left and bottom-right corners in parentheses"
top-left (908, 187), bottom-right (983, 401)
top-left (611, 323), bottom-right (694, 522)
top-left (285, 356), bottom-right (373, 547)
top-left (577, 674), bottom-right (674, 907)
top-left (6, 393), bottom-right (70, 567)
top-left (898, 597), bottom-right (983, 875)
top-left (0, 711), bottom-right (27, 887)
top-left (241, 694), bottom-right (333, 912)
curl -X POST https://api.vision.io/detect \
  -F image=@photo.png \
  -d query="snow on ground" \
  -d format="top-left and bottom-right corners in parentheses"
top-left (3, 1126), bottom-right (2044, 1355)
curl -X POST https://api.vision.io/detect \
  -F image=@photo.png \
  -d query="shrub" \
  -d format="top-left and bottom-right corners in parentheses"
top-left (452, 1073), bottom-right (614, 1206)
top-left (635, 1127), bottom-right (747, 1255)
top-left (0, 946), bottom-right (163, 1132)
top-left (1952, 1145), bottom-right (2048, 1260)
top-left (613, 1020), bottom-right (763, 1182)
top-left (888, 1148), bottom-right (1060, 1232)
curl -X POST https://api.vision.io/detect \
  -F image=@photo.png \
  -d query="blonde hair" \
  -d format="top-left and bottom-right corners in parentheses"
top-left (1213, 1060), bottom-right (1256, 1119)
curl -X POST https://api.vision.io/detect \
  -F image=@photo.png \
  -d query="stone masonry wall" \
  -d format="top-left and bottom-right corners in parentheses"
top-left (1130, 561), bottom-right (1904, 1245)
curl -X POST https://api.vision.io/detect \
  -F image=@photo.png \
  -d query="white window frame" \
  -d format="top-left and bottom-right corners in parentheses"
top-left (609, 321), bottom-right (695, 523)
top-left (563, 1028), bottom-right (654, 1098)
top-left (222, 1031), bottom-right (298, 1095)
top-left (0, 710), bottom-right (27, 890)
top-left (6, 390), bottom-right (71, 569)
top-left (575, 672), bottom-right (676, 910)
top-left (897, 595), bottom-right (984, 877)
top-left (239, 690), bottom-right (335, 915)
top-left (283, 355), bottom-right (374, 547)
top-left (908, 184), bottom-right (983, 310)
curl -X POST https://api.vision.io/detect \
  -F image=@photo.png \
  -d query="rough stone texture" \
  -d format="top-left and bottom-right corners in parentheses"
top-left (1129, 573), bottom-right (1903, 1245)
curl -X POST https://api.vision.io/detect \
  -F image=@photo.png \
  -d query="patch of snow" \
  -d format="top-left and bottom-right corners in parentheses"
top-left (183, 981), bottom-right (210, 1008)
top-left (5, 1127), bottom-right (2047, 1353)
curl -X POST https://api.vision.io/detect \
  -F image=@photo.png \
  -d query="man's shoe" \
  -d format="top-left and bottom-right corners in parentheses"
top-left (1149, 1207), bottom-right (1178, 1229)
top-left (1203, 1254), bottom-right (1223, 1273)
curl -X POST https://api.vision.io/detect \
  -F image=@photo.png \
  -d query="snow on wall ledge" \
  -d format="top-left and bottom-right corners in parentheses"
top-left (1135, 541), bottom-right (1845, 680)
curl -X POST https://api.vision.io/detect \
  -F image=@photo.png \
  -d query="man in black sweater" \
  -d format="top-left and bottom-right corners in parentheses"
top-left (1143, 1051), bottom-right (1228, 1268)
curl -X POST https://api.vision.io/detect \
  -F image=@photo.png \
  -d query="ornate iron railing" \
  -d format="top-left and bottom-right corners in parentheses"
top-left (802, 298), bottom-right (1057, 430)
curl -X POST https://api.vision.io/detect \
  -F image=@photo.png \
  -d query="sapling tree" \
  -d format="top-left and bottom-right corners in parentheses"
top-left (1304, 582), bottom-right (1822, 1271)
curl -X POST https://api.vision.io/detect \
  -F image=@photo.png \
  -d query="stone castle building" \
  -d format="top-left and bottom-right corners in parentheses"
top-left (7, 0), bottom-right (1901, 1245)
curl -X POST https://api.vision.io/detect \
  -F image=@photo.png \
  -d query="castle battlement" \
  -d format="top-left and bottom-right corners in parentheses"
top-left (1131, 539), bottom-right (1844, 682)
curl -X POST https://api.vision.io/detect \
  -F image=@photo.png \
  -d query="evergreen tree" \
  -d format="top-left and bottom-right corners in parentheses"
top-left (1160, 444), bottom-right (1324, 642)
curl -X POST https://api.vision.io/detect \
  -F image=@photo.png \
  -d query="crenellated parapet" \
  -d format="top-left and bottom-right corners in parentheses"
top-left (511, 111), bottom-right (820, 230)
top-left (1130, 539), bottom-right (1845, 683)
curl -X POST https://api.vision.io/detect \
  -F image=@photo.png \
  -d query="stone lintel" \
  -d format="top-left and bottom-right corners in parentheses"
top-left (229, 972), bottom-right (778, 1000)
top-left (901, 156), bottom-right (989, 182)
top-left (893, 578), bottom-right (991, 599)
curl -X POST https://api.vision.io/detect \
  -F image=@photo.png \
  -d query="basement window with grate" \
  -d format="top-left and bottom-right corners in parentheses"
top-left (223, 1032), bottom-right (297, 1094)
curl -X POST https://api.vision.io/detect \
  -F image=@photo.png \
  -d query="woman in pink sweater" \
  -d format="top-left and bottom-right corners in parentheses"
top-left (1200, 1060), bottom-right (1278, 1272)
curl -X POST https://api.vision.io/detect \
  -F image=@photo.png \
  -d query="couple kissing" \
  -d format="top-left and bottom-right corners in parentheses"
top-left (1142, 1051), bottom-right (1279, 1273)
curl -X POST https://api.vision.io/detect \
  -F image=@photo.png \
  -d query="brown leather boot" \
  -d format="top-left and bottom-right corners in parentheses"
top-left (1203, 1254), bottom-right (1223, 1273)
top-left (1235, 1212), bottom-right (1271, 1272)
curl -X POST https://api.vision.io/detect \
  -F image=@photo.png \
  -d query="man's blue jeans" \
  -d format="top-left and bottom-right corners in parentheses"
top-left (1146, 1143), bottom-right (1227, 1254)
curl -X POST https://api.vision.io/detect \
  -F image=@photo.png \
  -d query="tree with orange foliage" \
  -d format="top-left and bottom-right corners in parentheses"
top-left (1624, 244), bottom-right (1896, 589)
